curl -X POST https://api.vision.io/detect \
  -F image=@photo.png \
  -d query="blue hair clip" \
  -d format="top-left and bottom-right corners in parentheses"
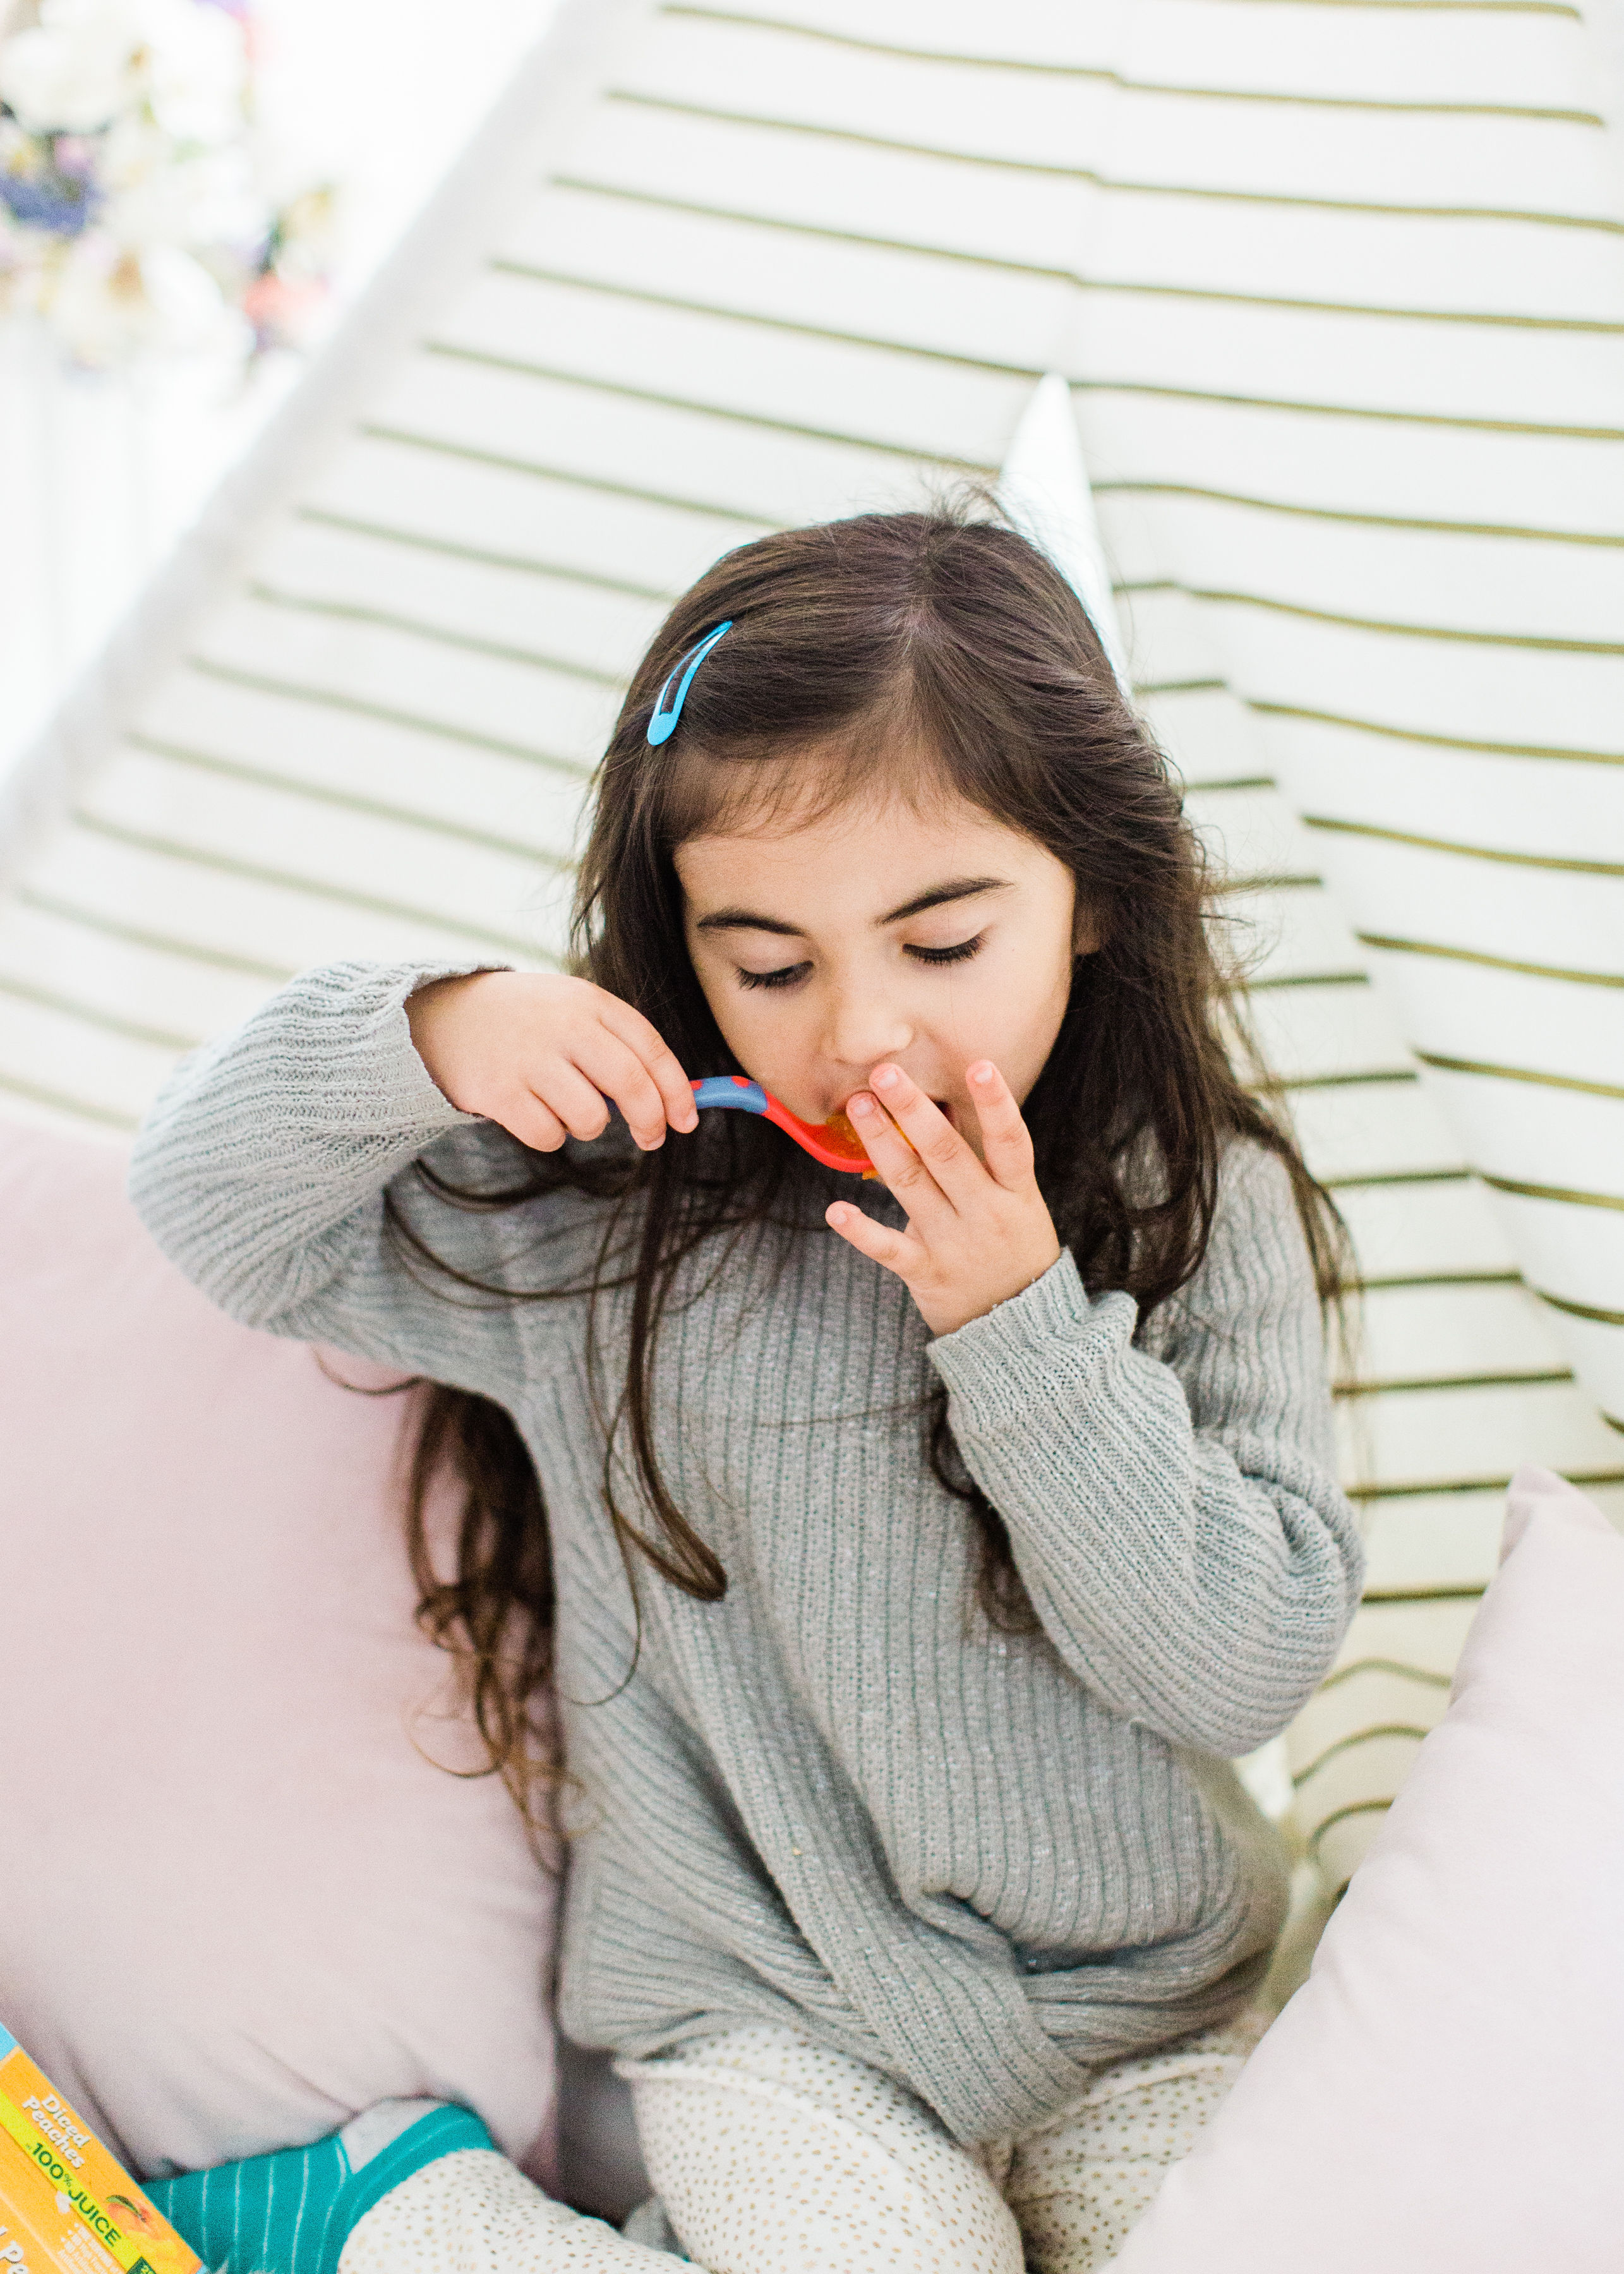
top-left (646, 620), bottom-right (731, 746)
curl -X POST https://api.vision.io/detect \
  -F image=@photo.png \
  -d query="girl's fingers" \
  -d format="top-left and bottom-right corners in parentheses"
top-left (500, 1092), bottom-right (570, 1153)
top-left (825, 1201), bottom-right (924, 1278)
top-left (536, 1061), bottom-right (620, 1145)
top-left (860, 1066), bottom-right (980, 1208)
top-left (574, 1032), bottom-right (682, 1150)
top-left (846, 1092), bottom-right (955, 1220)
top-left (598, 996), bottom-right (698, 1132)
top-left (964, 1061), bottom-right (1037, 1190)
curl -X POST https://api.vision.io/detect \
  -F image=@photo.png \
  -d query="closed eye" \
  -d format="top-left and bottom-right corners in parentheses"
top-left (906, 934), bottom-right (984, 966)
top-left (738, 960), bottom-right (812, 990)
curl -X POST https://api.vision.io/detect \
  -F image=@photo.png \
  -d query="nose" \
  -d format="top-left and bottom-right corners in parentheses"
top-left (824, 975), bottom-right (914, 1077)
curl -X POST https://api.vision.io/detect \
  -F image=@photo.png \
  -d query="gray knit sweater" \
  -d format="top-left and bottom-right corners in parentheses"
top-left (130, 960), bottom-right (1362, 2145)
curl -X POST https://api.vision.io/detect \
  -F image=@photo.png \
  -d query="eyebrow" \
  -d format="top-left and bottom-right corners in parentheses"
top-left (694, 876), bottom-right (1009, 937)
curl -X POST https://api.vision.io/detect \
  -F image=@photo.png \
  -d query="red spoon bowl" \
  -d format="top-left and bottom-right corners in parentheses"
top-left (689, 1075), bottom-right (879, 1176)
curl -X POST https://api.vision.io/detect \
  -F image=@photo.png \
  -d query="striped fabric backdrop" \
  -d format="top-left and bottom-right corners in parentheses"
top-left (0, 0), bottom-right (1618, 1887)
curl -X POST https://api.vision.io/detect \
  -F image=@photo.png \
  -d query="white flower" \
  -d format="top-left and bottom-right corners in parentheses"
top-left (141, 0), bottom-right (245, 143)
top-left (100, 112), bottom-right (263, 247)
top-left (0, 0), bottom-right (147, 133)
top-left (0, 0), bottom-right (245, 139)
top-left (43, 229), bottom-right (246, 361)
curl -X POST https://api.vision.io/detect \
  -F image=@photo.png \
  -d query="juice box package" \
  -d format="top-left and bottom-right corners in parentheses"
top-left (0, 2026), bottom-right (199, 2274)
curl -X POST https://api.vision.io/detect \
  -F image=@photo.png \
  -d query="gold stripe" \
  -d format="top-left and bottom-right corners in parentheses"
top-left (12, 885), bottom-right (296, 983)
top-left (422, 337), bottom-right (994, 482)
top-left (1081, 278), bottom-right (1623, 334)
top-left (70, 812), bottom-right (559, 962)
top-left (1416, 1051), bottom-right (1624, 1102)
top-left (1357, 932), bottom-right (1624, 988)
top-left (0, 1066), bottom-right (135, 1131)
top-left (360, 422), bottom-right (776, 531)
top-left (1325, 1169), bottom-right (1471, 1189)
top-left (294, 506), bottom-right (674, 600)
top-left (183, 656), bottom-right (592, 779)
top-left (128, 735), bottom-right (577, 872)
top-left (1335, 1368), bottom-right (1571, 1396)
top-left (1292, 1726), bottom-right (1432, 1786)
top-left (1190, 584), bottom-right (1624, 656)
top-left (1318, 1658), bottom-right (1452, 1694)
top-left (1484, 1172), bottom-right (1624, 1212)
top-left (1535, 1288), bottom-right (1624, 1327)
top-left (1262, 1069), bottom-right (1417, 1092)
top-left (244, 582), bottom-right (629, 689)
top-left (1307, 1800), bottom-right (1392, 1858)
top-left (1353, 1270), bottom-right (1522, 1290)
top-left (1249, 699), bottom-right (1621, 767)
top-left (1075, 376), bottom-right (1624, 447)
top-left (659, 5), bottom-right (1601, 119)
top-left (472, 268), bottom-right (1035, 392)
top-left (1248, 970), bottom-right (1370, 991)
top-left (1303, 814), bottom-right (1624, 877)
top-left (0, 970), bottom-right (198, 1054)
top-left (1095, 478), bottom-right (1624, 551)
top-left (552, 169), bottom-right (1074, 286)
top-left (609, 91), bottom-right (1623, 237)
top-left (1347, 1465), bottom-right (1624, 1498)
top-left (1364, 1592), bottom-right (1483, 1609)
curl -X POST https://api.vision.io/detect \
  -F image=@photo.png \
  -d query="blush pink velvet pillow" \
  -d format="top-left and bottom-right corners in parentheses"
top-left (1117, 1464), bottom-right (1624, 2273)
top-left (0, 1119), bottom-right (558, 2185)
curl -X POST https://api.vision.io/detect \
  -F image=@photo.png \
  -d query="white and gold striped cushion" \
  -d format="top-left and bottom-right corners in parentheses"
top-left (0, 0), bottom-right (1616, 1887)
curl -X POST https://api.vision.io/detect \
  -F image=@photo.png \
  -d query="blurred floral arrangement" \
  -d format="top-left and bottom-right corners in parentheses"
top-left (0, 0), bottom-right (335, 368)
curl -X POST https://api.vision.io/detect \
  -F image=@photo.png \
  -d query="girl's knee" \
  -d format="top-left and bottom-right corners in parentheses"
top-left (623, 2031), bottom-right (1023, 2274)
top-left (1004, 2018), bottom-right (1261, 2274)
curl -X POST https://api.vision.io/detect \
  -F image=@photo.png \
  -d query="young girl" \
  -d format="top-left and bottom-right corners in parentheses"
top-left (131, 505), bottom-right (1361, 2274)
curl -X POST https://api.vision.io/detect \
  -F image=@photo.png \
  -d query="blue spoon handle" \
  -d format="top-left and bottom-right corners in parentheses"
top-left (690, 1076), bottom-right (770, 1114)
top-left (601, 1076), bottom-right (769, 1121)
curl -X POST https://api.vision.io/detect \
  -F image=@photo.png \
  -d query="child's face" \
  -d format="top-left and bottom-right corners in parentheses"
top-left (676, 782), bottom-right (1088, 1155)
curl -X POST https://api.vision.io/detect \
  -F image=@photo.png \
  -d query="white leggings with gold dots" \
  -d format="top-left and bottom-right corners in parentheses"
top-left (337, 2016), bottom-right (1261, 2274)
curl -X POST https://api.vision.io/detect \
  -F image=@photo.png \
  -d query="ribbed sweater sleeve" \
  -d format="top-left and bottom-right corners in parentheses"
top-left (128, 960), bottom-right (528, 1397)
top-left (927, 1142), bottom-right (1362, 1756)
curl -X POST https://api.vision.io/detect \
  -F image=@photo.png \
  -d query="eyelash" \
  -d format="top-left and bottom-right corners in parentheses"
top-left (738, 962), bottom-right (810, 992)
top-left (910, 934), bottom-right (984, 967)
top-left (737, 934), bottom-right (986, 990)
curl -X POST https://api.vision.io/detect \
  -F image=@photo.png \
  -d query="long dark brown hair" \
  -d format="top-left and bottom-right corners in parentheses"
top-left (400, 500), bottom-right (1347, 1812)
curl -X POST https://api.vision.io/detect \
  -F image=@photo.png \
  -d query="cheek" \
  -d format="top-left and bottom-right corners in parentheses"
top-left (974, 925), bottom-right (1073, 1024)
top-left (973, 933), bottom-right (1073, 1085)
top-left (691, 958), bottom-right (807, 1077)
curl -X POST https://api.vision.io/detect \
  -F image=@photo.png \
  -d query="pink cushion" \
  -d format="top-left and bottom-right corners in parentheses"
top-left (0, 1121), bottom-right (558, 2184)
top-left (1117, 1464), bottom-right (1624, 2273)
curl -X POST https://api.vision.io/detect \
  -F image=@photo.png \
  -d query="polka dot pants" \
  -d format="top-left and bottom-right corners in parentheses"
top-left (338, 2016), bottom-right (1263, 2274)
top-left (624, 2017), bottom-right (1265, 2272)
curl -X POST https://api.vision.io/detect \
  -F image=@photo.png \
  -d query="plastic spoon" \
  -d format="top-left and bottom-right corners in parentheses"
top-left (690, 1075), bottom-right (879, 1176)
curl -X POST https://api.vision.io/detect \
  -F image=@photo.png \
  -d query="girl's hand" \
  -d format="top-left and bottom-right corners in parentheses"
top-left (407, 971), bottom-right (699, 1152)
top-left (825, 1061), bottom-right (1062, 1337)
